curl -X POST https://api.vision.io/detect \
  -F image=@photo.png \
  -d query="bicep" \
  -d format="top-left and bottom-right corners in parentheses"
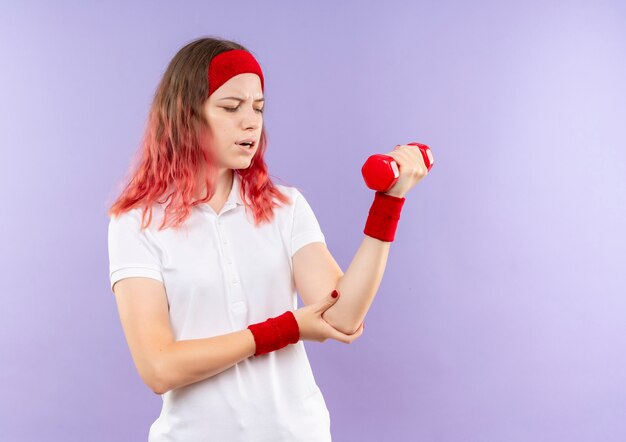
top-left (113, 277), bottom-right (174, 392)
top-left (292, 241), bottom-right (344, 307)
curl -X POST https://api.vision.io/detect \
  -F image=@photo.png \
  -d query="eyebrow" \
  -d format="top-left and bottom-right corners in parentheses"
top-left (218, 96), bottom-right (265, 102)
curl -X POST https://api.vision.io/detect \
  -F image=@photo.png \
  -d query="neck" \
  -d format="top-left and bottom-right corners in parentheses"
top-left (196, 167), bottom-right (234, 200)
top-left (217, 169), bottom-right (234, 198)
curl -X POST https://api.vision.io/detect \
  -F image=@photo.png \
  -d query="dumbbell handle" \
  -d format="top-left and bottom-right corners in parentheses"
top-left (361, 142), bottom-right (433, 192)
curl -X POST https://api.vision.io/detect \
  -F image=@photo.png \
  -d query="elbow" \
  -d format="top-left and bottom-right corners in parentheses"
top-left (151, 376), bottom-right (168, 396)
top-left (334, 315), bottom-right (364, 336)
top-left (344, 322), bottom-right (364, 336)
top-left (333, 321), bottom-right (361, 336)
top-left (151, 373), bottom-right (171, 396)
top-left (324, 318), bottom-right (361, 335)
top-left (322, 309), bottom-right (361, 335)
top-left (152, 385), bottom-right (168, 396)
top-left (145, 357), bottom-right (170, 395)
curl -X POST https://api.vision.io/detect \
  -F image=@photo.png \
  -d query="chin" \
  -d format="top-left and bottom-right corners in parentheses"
top-left (231, 158), bottom-right (253, 169)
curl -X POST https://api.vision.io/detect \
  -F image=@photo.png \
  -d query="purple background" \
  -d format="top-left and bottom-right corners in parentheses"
top-left (2, 1), bottom-right (625, 441)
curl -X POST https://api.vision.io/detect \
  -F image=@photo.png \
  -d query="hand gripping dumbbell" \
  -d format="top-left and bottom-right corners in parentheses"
top-left (361, 142), bottom-right (433, 192)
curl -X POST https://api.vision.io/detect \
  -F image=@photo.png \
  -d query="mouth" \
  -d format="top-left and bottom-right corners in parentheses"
top-left (236, 140), bottom-right (256, 148)
top-left (235, 140), bottom-right (256, 154)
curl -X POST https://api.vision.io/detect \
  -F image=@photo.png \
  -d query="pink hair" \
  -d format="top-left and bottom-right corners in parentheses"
top-left (107, 37), bottom-right (292, 230)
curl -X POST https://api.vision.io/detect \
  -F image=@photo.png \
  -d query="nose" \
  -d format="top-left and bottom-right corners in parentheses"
top-left (241, 104), bottom-right (261, 129)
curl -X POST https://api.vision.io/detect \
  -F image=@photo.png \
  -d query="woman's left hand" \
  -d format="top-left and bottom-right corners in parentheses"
top-left (383, 144), bottom-right (434, 198)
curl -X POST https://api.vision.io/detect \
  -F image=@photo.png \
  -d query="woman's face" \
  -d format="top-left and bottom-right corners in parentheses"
top-left (200, 73), bottom-right (264, 171)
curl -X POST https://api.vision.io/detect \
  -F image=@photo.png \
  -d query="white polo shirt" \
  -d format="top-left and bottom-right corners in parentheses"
top-left (108, 172), bottom-right (332, 441)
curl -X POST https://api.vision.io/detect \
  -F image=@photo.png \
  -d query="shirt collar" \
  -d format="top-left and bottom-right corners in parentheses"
top-left (198, 172), bottom-right (244, 214)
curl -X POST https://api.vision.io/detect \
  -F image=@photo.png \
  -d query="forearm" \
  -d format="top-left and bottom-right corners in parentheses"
top-left (152, 329), bottom-right (256, 395)
top-left (321, 234), bottom-right (392, 334)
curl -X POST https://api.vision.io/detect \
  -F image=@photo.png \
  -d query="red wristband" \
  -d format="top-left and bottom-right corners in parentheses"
top-left (247, 310), bottom-right (300, 356)
top-left (363, 191), bottom-right (406, 242)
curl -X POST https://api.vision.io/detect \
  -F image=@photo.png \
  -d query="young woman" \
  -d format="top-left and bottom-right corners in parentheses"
top-left (107, 36), bottom-right (429, 442)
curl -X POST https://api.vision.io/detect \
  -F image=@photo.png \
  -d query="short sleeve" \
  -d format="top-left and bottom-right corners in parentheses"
top-left (291, 189), bottom-right (326, 258)
top-left (107, 210), bottom-right (164, 293)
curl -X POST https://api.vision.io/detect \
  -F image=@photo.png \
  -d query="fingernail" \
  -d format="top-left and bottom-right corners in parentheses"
top-left (331, 290), bottom-right (338, 298)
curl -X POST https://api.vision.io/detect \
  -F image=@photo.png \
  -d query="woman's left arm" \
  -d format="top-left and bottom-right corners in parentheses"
top-left (325, 235), bottom-right (392, 334)
top-left (292, 231), bottom-right (391, 335)
top-left (293, 143), bottom-right (433, 335)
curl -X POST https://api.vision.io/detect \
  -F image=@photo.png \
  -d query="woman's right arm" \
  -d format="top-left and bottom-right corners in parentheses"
top-left (113, 277), bottom-right (256, 395)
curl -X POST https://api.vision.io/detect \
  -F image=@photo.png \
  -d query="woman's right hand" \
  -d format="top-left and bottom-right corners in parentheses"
top-left (292, 290), bottom-right (364, 344)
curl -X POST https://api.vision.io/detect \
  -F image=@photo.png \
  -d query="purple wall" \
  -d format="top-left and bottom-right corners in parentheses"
top-left (2, 1), bottom-right (625, 440)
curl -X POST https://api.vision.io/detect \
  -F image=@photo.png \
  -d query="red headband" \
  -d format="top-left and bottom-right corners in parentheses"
top-left (207, 49), bottom-right (265, 97)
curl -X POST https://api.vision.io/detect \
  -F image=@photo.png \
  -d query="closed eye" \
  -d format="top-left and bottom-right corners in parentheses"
top-left (223, 106), bottom-right (264, 114)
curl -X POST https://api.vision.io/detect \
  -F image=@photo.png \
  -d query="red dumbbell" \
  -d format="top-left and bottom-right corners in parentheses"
top-left (361, 142), bottom-right (433, 192)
